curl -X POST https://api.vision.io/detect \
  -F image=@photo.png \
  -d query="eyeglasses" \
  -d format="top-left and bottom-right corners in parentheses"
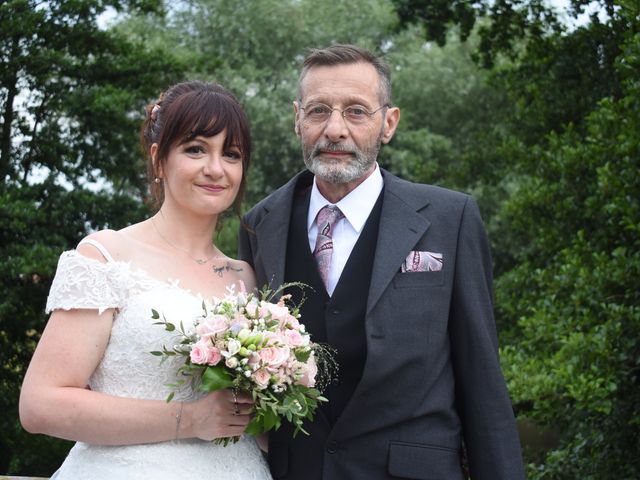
top-left (299, 102), bottom-right (389, 125)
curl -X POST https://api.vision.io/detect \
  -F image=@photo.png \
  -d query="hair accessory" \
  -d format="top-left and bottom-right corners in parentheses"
top-left (151, 104), bottom-right (160, 121)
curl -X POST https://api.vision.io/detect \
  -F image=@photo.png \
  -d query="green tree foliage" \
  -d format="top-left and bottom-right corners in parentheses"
top-left (391, 0), bottom-right (480, 45)
top-left (0, 182), bottom-right (148, 475)
top-left (497, 7), bottom-right (640, 475)
top-left (380, 25), bottom-right (512, 192)
top-left (4, 0), bottom-right (638, 477)
top-left (391, 0), bottom-right (639, 477)
top-left (0, 0), bottom-right (186, 474)
top-left (160, 0), bottom-right (398, 203)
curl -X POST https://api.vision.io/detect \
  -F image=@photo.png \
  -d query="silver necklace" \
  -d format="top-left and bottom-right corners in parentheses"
top-left (151, 216), bottom-right (220, 265)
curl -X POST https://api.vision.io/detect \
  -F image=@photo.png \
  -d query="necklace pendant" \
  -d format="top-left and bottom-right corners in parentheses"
top-left (196, 259), bottom-right (206, 265)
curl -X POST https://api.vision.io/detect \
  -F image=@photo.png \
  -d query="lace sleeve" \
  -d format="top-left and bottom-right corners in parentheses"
top-left (45, 251), bottom-right (125, 315)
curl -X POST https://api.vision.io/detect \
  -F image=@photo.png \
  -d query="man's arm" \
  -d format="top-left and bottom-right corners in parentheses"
top-left (448, 196), bottom-right (526, 480)
top-left (237, 215), bottom-right (254, 267)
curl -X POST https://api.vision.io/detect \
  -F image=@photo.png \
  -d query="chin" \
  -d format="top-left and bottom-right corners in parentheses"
top-left (313, 165), bottom-right (368, 184)
top-left (307, 154), bottom-right (374, 183)
top-left (193, 202), bottom-right (234, 217)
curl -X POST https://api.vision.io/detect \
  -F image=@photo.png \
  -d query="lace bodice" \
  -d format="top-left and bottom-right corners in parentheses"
top-left (46, 248), bottom-right (272, 480)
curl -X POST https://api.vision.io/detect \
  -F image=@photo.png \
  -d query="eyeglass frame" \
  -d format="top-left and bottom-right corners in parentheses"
top-left (297, 101), bottom-right (390, 125)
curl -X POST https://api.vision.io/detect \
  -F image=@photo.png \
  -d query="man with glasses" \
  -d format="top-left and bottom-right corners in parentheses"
top-left (239, 44), bottom-right (525, 480)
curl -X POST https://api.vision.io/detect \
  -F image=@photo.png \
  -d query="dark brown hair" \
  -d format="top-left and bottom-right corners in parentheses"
top-left (141, 81), bottom-right (251, 215)
top-left (298, 44), bottom-right (392, 105)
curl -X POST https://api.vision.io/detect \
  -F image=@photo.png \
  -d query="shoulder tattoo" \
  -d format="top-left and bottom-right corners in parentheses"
top-left (212, 262), bottom-right (244, 278)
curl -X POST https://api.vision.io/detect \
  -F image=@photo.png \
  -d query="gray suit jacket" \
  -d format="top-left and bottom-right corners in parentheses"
top-left (239, 169), bottom-right (525, 480)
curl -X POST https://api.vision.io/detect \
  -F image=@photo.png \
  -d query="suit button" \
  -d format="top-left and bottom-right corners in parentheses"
top-left (330, 308), bottom-right (340, 315)
top-left (326, 441), bottom-right (338, 454)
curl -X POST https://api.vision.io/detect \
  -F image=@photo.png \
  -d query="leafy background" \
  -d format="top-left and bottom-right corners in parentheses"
top-left (1, 0), bottom-right (638, 478)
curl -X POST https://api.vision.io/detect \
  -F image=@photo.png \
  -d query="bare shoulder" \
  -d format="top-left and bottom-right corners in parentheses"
top-left (223, 258), bottom-right (256, 292)
top-left (75, 229), bottom-right (132, 264)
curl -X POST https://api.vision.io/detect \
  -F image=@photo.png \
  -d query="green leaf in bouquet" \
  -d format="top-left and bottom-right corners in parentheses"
top-left (294, 348), bottom-right (311, 363)
top-left (292, 423), bottom-right (310, 437)
top-left (150, 351), bottom-right (164, 356)
top-left (151, 309), bottom-right (160, 319)
top-left (262, 406), bottom-right (280, 431)
top-left (152, 319), bottom-right (175, 332)
top-left (200, 366), bottom-right (234, 392)
top-left (244, 417), bottom-right (263, 436)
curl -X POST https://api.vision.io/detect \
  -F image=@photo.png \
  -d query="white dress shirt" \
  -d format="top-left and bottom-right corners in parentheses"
top-left (307, 164), bottom-right (384, 296)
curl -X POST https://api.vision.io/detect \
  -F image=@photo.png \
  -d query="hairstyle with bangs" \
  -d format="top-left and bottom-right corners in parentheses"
top-left (141, 81), bottom-right (251, 213)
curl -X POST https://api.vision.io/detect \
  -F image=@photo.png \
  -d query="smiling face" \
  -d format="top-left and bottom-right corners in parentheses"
top-left (295, 62), bottom-right (400, 194)
top-left (152, 131), bottom-right (243, 217)
top-left (142, 82), bottom-right (251, 214)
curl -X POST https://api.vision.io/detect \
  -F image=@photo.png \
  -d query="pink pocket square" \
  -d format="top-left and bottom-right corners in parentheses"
top-left (401, 251), bottom-right (443, 273)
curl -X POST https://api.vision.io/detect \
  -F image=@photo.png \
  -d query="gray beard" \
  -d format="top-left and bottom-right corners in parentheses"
top-left (303, 137), bottom-right (381, 185)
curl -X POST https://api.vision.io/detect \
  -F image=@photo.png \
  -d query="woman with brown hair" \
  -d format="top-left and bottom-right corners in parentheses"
top-left (19, 81), bottom-right (272, 479)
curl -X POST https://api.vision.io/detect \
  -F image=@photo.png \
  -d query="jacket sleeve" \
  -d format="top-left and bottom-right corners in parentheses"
top-left (448, 196), bottom-right (526, 480)
top-left (237, 214), bottom-right (255, 268)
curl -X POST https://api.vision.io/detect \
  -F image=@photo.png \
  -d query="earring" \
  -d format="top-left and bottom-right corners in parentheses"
top-left (154, 177), bottom-right (161, 184)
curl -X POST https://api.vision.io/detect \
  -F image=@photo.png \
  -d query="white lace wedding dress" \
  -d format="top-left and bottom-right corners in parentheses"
top-left (45, 240), bottom-right (273, 480)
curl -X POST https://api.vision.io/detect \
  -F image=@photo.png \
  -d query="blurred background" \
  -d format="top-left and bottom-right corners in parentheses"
top-left (1, 0), bottom-right (638, 478)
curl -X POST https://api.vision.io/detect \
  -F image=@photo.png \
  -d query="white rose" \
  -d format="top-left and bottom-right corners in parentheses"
top-left (226, 339), bottom-right (241, 356)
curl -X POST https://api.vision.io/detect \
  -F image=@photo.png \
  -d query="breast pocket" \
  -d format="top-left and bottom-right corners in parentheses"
top-left (393, 270), bottom-right (444, 288)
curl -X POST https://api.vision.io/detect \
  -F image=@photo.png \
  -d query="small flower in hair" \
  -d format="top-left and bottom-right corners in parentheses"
top-left (151, 104), bottom-right (160, 121)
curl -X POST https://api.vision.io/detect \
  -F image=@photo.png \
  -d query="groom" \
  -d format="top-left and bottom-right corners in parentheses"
top-left (239, 44), bottom-right (525, 480)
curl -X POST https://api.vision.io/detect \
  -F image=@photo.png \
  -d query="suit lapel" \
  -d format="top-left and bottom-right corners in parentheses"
top-left (366, 172), bottom-right (431, 315)
top-left (253, 171), bottom-right (313, 292)
top-left (331, 171), bottom-right (432, 440)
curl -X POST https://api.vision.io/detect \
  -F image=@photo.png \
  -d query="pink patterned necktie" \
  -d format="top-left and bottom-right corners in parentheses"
top-left (313, 205), bottom-right (344, 289)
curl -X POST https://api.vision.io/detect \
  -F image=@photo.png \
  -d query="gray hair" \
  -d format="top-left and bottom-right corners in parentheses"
top-left (297, 44), bottom-right (392, 106)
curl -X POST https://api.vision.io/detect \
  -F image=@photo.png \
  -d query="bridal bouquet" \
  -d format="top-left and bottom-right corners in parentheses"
top-left (151, 283), bottom-right (333, 441)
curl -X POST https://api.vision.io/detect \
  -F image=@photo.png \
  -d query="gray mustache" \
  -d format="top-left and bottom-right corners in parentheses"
top-left (311, 142), bottom-right (355, 156)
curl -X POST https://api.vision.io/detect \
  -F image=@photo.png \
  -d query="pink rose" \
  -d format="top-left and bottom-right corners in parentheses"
top-left (258, 346), bottom-right (290, 368)
top-left (252, 368), bottom-right (271, 389)
top-left (260, 302), bottom-right (290, 322)
top-left (298, 356), bottom-right (317, 388)
top-left (283, 315), bottom-right (301, 329)
top-left (207, 346), bottom-right (222, 366)
top-left (196, 314), bottom-right (228, 338)
top-left (190, 339), bottom-right (211, 365)
top-left (284, 329), bottom-right (308, 347)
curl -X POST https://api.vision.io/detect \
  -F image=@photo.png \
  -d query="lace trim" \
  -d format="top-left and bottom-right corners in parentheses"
top-left (46, 251), bottom-right (160, 315)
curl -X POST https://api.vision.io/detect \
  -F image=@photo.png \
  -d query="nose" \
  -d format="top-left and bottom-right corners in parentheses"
top-left (322, 109), bottom-right (349, 142)
top-left (203, 154), bottom-right (224, 178)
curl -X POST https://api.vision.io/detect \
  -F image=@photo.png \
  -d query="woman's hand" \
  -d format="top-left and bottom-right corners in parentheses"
top-left (185, 389), bottom-right (254, 441)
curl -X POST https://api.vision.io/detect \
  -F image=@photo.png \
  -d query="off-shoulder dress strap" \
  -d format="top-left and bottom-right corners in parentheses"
top-left (78, 238), bottom-right (115, 263)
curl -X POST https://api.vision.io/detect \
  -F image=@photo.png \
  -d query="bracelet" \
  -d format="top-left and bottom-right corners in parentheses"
top-left (174, 401), bottom-right (184, 441)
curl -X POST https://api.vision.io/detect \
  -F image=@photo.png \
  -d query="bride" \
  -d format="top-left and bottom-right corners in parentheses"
top-left (19, 81), bottom-right (273, 479)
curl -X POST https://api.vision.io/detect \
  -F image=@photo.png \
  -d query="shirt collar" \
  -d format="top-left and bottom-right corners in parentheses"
top-left (308, 164), bottom-right (384, 233)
